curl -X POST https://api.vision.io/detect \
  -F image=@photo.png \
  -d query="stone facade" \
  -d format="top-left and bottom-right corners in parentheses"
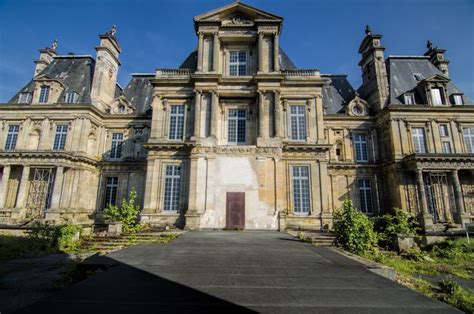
top-left (0, 2), bottom-right (473, 232)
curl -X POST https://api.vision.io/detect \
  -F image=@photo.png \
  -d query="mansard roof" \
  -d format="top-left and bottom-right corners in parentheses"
top-left (194, 1), bottom-right (282, 23)
top-left (387, 56), bottom-right (472, 105)
top-left (321, 74), bottom-right (355, 114)
top-left (8, 55), bottom-right (95, 104)
top-left (122, 74), bottom-right (154, 114)
top-left (179, 47), bottom-right (297, 71)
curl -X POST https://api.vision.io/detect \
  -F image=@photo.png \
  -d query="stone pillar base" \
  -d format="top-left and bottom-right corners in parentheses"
top-left (184, 211), bottom-right (202, 230)
top-left (278, 211), bottom-right (287, 231)
top-left (459, 213), bottom-right (471, 228)
top-left (419, 213), bottom-right (434, 232)
top-left (320, 213), bottom-right (333, 231)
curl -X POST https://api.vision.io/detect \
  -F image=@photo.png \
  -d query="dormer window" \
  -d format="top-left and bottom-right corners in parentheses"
top-left (64, 92), bottom-right (79, 103)
top-left (452, 94), bottom-right (464, 105)
top-left (403, 93), bottom-right (415, 105)
top-left (39, 86), bottom-right (50, 103)
top-left (118, 105), bottom-right (126, 113)
top-left (413, 73), bottom-right (424, 81)
top-left (18, 92), bottom-right (32, 103)
top-left (430, 88), bottom-right (444, 105)
top-left (229, 50), bottom-right (247, 76)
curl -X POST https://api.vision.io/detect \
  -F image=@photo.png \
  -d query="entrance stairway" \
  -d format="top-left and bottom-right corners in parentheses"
top-left (287, 230), bottom-right (336, 246)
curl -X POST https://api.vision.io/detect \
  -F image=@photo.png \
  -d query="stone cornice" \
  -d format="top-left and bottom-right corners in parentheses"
top-left (402, 153), bottom-right (474, 170)
top-left (0, 150), bottom-right (99, 167)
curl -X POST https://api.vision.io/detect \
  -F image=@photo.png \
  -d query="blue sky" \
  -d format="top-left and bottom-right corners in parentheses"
top-left (0, 0), bottom-right (473, 102)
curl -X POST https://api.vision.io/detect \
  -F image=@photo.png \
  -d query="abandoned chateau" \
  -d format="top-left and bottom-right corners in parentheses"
top-left (0, 2), bottom-right (473, 232)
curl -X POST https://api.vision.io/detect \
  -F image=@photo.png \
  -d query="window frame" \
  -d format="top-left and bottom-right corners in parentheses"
top-left (289, 105), bottom-right (307, 142)
top-left (430, 87), bottom-right (444, 105)
top-left (463, 127), bottom-right (474, 154)
top-left (103, 176), bottom-right (119, 209)
top-left (18, 92), bottom-right (32, 103)
top-left (227, 108), bottom-right (247, 145)
top-left (452, 94), bottom-right (464, 105)
top-left (39, 85), bottom-right (50, 103)
top-left (291, 165), bottom-right (311, 215)
top-left (110, 132), bottom-right (124, 159)
top-left (353, 133), bottom-right (369, 163)
top-left (168, 105), bottom-right (185, 141)
top-left (358, 179), bottom-right (373, 214)
top-left (4, 124), bottom-right (20, 151)
top-left (411, 127), bottom-right (428, 153)
top-left (64, 92), bottom-right (79, 104)
top-left (442, 141), bottom-right (452, 154)
top-left (52, 125), bottom-right (68, 151)
top-left (403, 93), bottom-right (415, 105)
top-left (439, 124), bottom-right (449, 137)
top-left (163, 164), bottom-right (182, 212)
top-left (228, 50), bottom-right (248, 76)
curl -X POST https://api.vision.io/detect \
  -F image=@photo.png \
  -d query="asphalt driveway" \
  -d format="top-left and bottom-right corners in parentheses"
top-left (17, 231), bottom-right (458, 313)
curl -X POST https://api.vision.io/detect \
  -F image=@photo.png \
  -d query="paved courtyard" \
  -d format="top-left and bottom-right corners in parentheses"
top-left (18, 231), bottom-right (457, 313)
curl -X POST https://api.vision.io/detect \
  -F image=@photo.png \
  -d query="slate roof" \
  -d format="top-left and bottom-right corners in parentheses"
top-left (321, 75), bottom-right (355, 114)
top-left (122, 74), bottom-right (154, 114)
top-left (387, 56), bottom-right (473, 105)
top-left (179, 47), bottom-right (297, 71)
top-left (8, 56), bottom-right (95, 104)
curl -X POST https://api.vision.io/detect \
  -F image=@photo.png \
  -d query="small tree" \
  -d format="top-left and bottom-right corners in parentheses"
top-left (333, 199), bottom-right (378, 254)
top-left (103, 188), bottom-right (142, 234)
top-left (374, 208), bottom-right (419, 244)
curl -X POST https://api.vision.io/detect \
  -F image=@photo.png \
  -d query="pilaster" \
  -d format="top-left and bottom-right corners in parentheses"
top-left (16, 166), bottom-right (30, 208)
top-left (416, 169), bottom-right (433, 230)
top-left (273, 33), bottom-right (280, 72)
top-left (50, 166), bottom-right (64, 209)
top-left (197, 32), bottom-right (204, 72)
top-left (0, 165), bottom-right (11, 208)
top-left (193, 90), bottom-right (202, 139)
top-left (213, 32), bottom-right (220, 73)
top-left (210, 91), bottom-right (219, 139)
top-left (450, 170), bottom-right (469, 226)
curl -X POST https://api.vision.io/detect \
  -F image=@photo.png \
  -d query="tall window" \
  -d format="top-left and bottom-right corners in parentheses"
top-left (463, 127), bottom-right (474, 153)
top-left (358, 179), bottom-right (373, 214)
top-left (53, 125), bottom-right (68, 150)
top-left (439, 124), bottom-right (449, 137)
top-left (292, 166), bottom-right (310, 214)
top-left (412, 127), bottom-right (427, 153)
top-left (64, 92), bottom-right (78, 103)
top-left (18, 92), bottom-right (32, 103)
top-left (4, 125), bottom-right (20, 151)
top-left (228, 109), bottom-right (246, 144)
top-left (290, 106), bottom-right (306, 141)
top-left (103, 177), bottom-right (119, 208)
top-left (354, 134), bottom-right (368, 162)
top-left (430, 88), bottom-right (443, 105)
top-left (229, 51), bottom-right (247, 76)
top-left (442, 141), bottom-right (452, 154)
top-left (169, 105), bottom-right (185, 140)
top-left (163, 165), bottom-right (181, 212)
top-left (110, 133), bottom-right (123, 159)
top-left (39, 86), bottom-right (50, 103)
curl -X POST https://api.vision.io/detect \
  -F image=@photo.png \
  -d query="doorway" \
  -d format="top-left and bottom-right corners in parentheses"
top-left (226, 192), bottom-right (245, 230)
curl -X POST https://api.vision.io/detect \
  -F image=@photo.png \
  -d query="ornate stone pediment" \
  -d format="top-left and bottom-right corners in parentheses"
top-left (346, 93), bottom-right (369, 116)
top-left (107, 95), bottom-right (135, 114)
top-left (194, 2), bottom-right (282, 23)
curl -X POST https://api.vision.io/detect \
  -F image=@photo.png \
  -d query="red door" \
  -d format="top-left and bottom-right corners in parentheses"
top-left (226, 192), bottom-right (245, 230)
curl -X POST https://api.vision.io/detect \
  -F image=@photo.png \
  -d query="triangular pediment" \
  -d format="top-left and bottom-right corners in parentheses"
top-left (194, 2), bottom-right (282, 23)
top-left (424, 74), bottom-right (450, 82)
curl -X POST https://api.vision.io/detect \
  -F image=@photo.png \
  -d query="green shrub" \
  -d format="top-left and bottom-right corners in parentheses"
top-left (103, 188), bottom-right (142, 234)
top-left (56, 225), bottom-right (82, 253)
top-left (429, 238), bottom-right (473, 260)
top-left (437, 279), bottom-right (474, 313)
top-left (374, 208), bottom-right (419, 244)
top-left (27, 221), bottom-right (58, 250)
top-left (333, 199), bottom-right (378, 254)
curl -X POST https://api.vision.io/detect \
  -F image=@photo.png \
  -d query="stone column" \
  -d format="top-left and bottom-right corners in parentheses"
top-left (210, 91), bottom-right (219, 138)
top-left (197, 32), bottom-right (204, 72)
top-left (16, 165), bottom-right (30, 208)
top-left (258, 32), bottom-right (264, 73)
top-left (213, 32), bottom-right (220, 73)
top-left (50, 166), bottom-right (64, 208)
top-left (0, 165), bottom-right (11, 208)
top-left (193, 90), bottom-right (202, 139)
top-left (315, 95), bottom-right (324, 142)
top-left (258, 90), bottom-right (265, 138)
top-left (274, 91), bottom-right (282, 138)
top-left (416, 169), bottom-right (433, 230)
top-left (450, 170), bottom-right (469, 226)
top-left (273, 33), bottom-right (279, 72)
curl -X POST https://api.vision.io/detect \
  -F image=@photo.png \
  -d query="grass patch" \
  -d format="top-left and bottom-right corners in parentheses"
top-left (363, 238), bottom-right (474, 312)
top-left (0, 234), bottom-right (57, 260)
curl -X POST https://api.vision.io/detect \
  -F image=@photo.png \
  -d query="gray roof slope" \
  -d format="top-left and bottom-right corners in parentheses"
top-left (179, 47), bottom-right (297, 70)
top-left (388, 57), bottom-right (472, 105)
top-left (122, 75), bottom-right (154, 114)
top-left (8, 56), bottom-right (95, 104)
top-left (322, 75), bottom-right (355, 114)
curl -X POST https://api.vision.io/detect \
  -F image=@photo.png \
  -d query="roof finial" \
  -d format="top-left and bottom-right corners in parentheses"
top-left (365, 25), bottom-right (372, 36)
top-left (51, 39), bottom-right (58, 51)
top-left (426, 39), bottom-right (433, 50)
top-left (110, 24), bottom-right (117, 36)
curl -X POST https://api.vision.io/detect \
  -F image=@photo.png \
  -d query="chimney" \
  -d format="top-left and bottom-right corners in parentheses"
top-left (34, 39), bottom-right (58, 76)
top-left (424, 40), bottom-right (450, 77)
top-left (90, 25), bottom-right (121, 110)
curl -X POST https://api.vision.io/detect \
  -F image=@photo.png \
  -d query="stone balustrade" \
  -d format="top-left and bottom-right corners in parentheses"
top-left (282, 69), bottom-right (320, 77)
top-left (155, 68), bottom-right (190, 76)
